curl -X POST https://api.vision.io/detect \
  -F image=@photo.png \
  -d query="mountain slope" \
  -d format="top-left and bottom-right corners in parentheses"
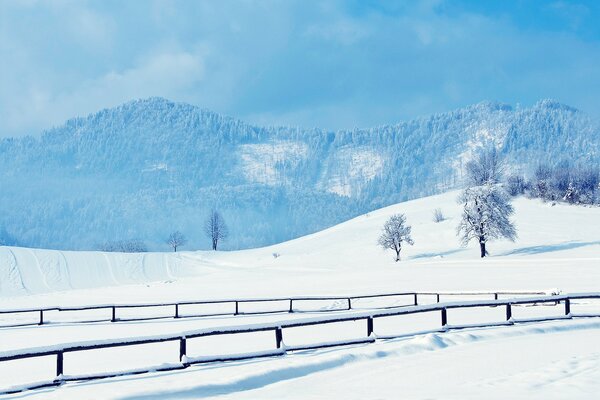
top-left (0, 98), bottom-right (598, 250)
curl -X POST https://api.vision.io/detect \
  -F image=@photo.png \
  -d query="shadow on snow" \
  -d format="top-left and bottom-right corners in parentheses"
top-left (500, 241), bottom-right (600, 256)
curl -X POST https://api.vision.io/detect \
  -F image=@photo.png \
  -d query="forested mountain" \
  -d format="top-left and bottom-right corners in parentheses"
top-left (0, 98), bottom-right (598, 250)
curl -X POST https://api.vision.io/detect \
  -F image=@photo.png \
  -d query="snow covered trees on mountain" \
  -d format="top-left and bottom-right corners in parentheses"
top-left (378, 214), bottom-right (414, 262)
top-left (166, 231), bottom-right (187, 252)
top-left (518, 163), bottom-right (600, 205)
top-left (458, 149), bottom-right (516, 258)
top-left (204, 210), bottom-right (228, 250)
top-left (0, 98), bottom-right (597, 251)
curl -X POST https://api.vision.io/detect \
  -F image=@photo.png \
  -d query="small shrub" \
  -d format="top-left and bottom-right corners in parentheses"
top-left (97, 239), bottom-right (148, 253)
top-left (433, 208), bottom-right (445, 223)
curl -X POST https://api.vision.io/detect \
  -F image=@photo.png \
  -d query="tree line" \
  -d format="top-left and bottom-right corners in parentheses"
top-left (97, 209), bottom-right (228, 253)
top-left (506, 162), bottom-right (599, 205)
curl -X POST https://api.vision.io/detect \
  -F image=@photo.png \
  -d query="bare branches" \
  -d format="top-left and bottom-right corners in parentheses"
top-left (204, 210), bottom-right (228, 250)
top-left (166, 231), bottom-right (187, 252)
top-left (433, 208), bottom-right (445, 223)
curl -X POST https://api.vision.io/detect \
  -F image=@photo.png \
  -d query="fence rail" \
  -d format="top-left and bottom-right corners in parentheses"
top-left (0, 292), bottom-right (598, 395)
top-left (0, 290), bottom-right (550, 328)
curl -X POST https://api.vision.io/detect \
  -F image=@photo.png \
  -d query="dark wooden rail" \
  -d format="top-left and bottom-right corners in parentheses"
top-left (0, 290), bottom-right (549, 328)
top-left (0, 292), bottom-right (597, 395)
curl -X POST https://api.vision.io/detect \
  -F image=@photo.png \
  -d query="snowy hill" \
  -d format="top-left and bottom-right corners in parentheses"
top-left (1, 191), bottom-right (598, 302)
top-left (0, 98), bottom-right (598, 250)
top-left (0, 191), bottom-right (599, 399)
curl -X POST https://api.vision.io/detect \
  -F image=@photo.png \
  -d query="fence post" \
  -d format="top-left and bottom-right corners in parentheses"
top-left (111, 306), bottom-right (116, 322)
top-left (56, 351), bottom-right (64, 378)
top-left (289, 299), bottom-right (293, 313)
top-left (367, 316), bottom-right (374, 336)
top-left (441, 308), bottom-right (447, 327)
top-left (506, 303), bottom-right (512, 321)
top-left (174, 304), bottom-right (179, 319)
top-left (235, 301), bottom-right (239, 315)
top-left (564, 299), bottom-right (571, 316)
top-left (347, 298), bottom-right (352, 310)
top-left (38, 310), bottom-right (44, 326)
top-left (275, 327), bottom-right (283, 349)
top-left (436, 294), bottom-right (440, 303)
top-left (494, 293), bottom-right (498, 300)
top-left (179, 337), bottom-right (187, 362)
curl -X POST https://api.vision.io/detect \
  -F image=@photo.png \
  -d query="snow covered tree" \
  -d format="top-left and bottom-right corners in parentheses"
top-left (166, 231), bottom-right (187, 252)
top-left (204, 210), bottom-right (228, 250)
top-left (457, 184), bottom-right (517, 258)
top-left (506, 174), bottom-right (526, 196)
top-left (532, 164), bottom-right (552, 200)
top-left (465, 147), bottom-right (504, 186)
top-left (571, 166), bottom-right (599, 204)
top-left (378, 214), bottom-right (414, 262)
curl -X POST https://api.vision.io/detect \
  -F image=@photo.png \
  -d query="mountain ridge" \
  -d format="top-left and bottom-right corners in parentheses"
top-left (0, 97), bottom-right (598, 250)
top-left (33, 97), bottom-right (583, 141)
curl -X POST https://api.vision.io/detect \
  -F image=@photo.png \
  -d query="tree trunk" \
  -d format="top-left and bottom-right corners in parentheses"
top-left (479, 241), bottom-right (486, 258)
top-left (395, 249), bottom-right (401, 262)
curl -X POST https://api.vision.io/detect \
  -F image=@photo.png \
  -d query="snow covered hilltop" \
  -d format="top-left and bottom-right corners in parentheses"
top-left (0, 98), bottom-right (598, 250)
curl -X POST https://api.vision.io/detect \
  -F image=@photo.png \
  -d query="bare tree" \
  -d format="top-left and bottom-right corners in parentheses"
top-left (378, 214), bottom-right (414, 262)
top-left (166, 231), bottom-right (187, 252)
top-left (457, 184), bottom-right (516, 258)
top-left (204, 210), bottom-right (228, 250)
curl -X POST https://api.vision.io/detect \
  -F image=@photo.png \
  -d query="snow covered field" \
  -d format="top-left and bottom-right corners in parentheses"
top-left (0, 191), bottom-right (599, 398)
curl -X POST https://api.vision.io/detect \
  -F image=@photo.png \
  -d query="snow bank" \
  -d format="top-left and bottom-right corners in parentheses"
top-left (0, 248), bottom-right (201, 296)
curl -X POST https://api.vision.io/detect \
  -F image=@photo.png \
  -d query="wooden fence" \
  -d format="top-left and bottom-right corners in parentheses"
top-left (0, 290), bottom-right (548, 328)
top-left (0, 292), bottom-right (597, 395)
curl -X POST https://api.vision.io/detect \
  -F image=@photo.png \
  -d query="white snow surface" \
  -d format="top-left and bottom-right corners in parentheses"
top-left (0, 191), bottom-right (599, 398)
top-left (1, 190), bottom-right (598, 305)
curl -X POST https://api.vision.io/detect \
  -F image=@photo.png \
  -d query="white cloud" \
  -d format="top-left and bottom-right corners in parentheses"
top-left (1, 1), bottom-right (600, 136)
top-left (0, 50), bottom-right (206, 135)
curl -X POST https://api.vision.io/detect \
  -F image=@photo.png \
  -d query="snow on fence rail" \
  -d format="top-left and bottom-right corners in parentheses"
top-left (0, 292), bottom-right (598, 395)
top-left (0, 290), bottom-right (550, 328)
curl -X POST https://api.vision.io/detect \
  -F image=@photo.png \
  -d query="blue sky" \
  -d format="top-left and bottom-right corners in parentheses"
top-left (1, 0), bottom-right (600, 137)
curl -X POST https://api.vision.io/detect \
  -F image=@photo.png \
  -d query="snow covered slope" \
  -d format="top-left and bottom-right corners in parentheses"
top-left (1, 191), bottom-right (598, 303)
top-left (1, 98), bottom-right (598, 250)
top-left (0, 191), bottom-right (599, 399)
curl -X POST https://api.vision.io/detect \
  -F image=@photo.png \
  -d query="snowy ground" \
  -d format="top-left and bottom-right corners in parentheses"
top-left (14, 319), bottom-right (599, 400)
top-left (0, 191), bottom-right (599, 398)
